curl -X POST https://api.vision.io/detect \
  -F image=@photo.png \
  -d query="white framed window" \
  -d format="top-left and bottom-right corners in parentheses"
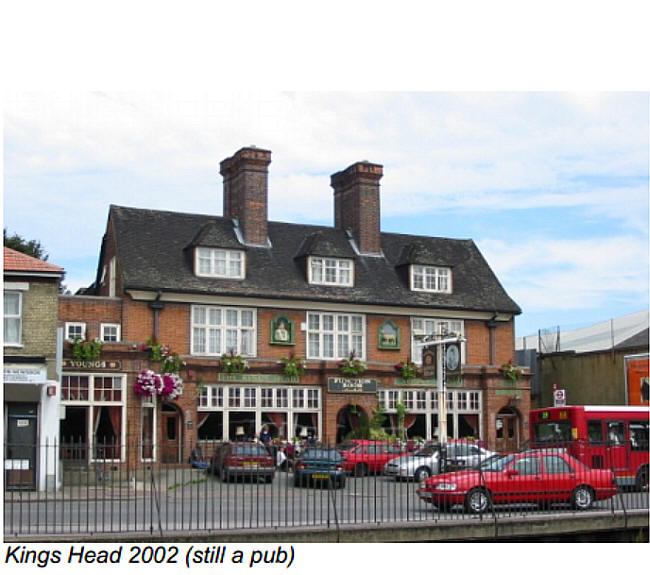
top-left (306, 312), bottom-right (365, 360)
top-left (65, 322), bottom-right (86, 342)
top-left (191, 305), bottom-right (256, 356)
top-left (308, 257), bottom-right (353, 286)
top-left (228, 387), bottom-right (241, 407)
top-left (60, 373), bottom-right (126, 462)
top-left (100, 323), bottom-right (121, 342)
top-left (3, 291), bottom-right (22, 346)
top-left (292, 389), bottom-right (305, 409)
top-left (307, 389), bottom-right (320, 409)
top-left (276, 388), bottom-right (288, 408)
top-left (243, 387), bottom-right (256, 408)
top-left (195, 247), bottom-right (245, 279)
top-left (261, 388), bottom-right (274, 408)
top-left (410, 317), bottom-right (464, 364)
top-left (410, 265), bottom-right (452, 293)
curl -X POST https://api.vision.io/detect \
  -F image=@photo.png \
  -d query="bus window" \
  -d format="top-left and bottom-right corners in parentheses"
top-left (534, 421), bottom-right (571, 443)
top-left (587, 420), bottom-right (603, 444)
top-left (630, 420), bottom-right (649, 451)
top-left (607, 421), bottom-right (624, 446)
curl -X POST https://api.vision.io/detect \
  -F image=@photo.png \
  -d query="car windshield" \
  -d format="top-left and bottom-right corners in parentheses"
top-left (303, 449), bottom-right (342, 461)
top-left (477, 453), bottom-right (515, 471)
top-left (337, 441), bottom-right (359, 452)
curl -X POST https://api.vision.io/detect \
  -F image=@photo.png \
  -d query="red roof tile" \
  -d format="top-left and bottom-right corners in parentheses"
top-left (3, 247), bottom-right (63, 274)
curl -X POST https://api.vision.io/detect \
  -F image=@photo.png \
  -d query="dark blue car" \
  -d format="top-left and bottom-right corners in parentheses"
top-left (293, 448), bottom-right (346, 489)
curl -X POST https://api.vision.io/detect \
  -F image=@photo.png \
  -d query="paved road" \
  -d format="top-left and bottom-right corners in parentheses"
top-left (4, 470), bottom-right (649, 536)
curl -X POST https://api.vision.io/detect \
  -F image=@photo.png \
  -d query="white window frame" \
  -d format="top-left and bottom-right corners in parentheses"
top-left (196, 384), bottom-right (321, 441)
top-left (60, 372), bottom-right (126, 463)
top-left (195, 247), bottom-right (245, 279)
top-left (3, 291), bottom-right (23, 347)
top-left (308, 256), bottom-right (354, 287)
top-left (410, 317), bottom-right (464, 364)
top-left (100, 323), bottom-right (121, 342)
top-left (65, 322), bottom-right (86, 342)
top-left (306, 311), bottom-right (365, 360)
top-left (376, 388), bottom-right (483, 441)
top-left (191, 305), bottom-right (256, 357)
top-left (410, 265), bottom-right (452, 293)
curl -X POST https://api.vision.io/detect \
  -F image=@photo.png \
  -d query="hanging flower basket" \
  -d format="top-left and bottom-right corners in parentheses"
top-left (160, 373), bottom-right (184, 400)
top-left (220, 351), bottom-right (249, 373)
top-left (500, 361), bottom-right (523, 383)
top-left (134, 369), bottom-right (184, 400)
top-left (338, 351), bottom-right (366, 376)
top-left (134, 369), bottom-right (163, 397)
top-left (395, 360), bottom-right (419, 381)
top-left (278, 354), bottom-right (306, 377)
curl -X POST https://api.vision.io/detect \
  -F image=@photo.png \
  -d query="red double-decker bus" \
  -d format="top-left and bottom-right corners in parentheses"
top-left (529, 405), bottom-right (649, 490)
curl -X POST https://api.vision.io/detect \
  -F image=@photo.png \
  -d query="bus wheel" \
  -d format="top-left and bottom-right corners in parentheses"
top-left (571, 485), bottom-right (594, 510)
top-left (636, 466), bottom-right (648, 492)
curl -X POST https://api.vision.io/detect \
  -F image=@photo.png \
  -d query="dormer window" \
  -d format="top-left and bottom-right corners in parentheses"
top-left (309, 257), bottom-right (353, 286)
top-left (195, 247), bottom-right (245, 279)
top-left (410, 265), bottom-right (451, 293)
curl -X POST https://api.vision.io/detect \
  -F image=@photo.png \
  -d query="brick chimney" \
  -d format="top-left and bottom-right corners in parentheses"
top-left (220, 146), bottom-right (272, 246)
top-left (330, 161), bottom-right (383, 255)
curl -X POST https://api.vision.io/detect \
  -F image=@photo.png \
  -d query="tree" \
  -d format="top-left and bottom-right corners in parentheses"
top-left (3, 228), bottom-right (49, 260)
top-left (3, 228), bottom-right (70, 293)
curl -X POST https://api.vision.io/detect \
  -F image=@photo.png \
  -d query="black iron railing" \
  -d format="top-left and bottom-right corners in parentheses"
top-left (3, 439), bottom-right (648, 537)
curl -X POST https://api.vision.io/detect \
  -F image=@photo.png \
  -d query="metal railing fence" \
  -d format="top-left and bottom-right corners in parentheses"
top-left (4, 439), bottom-right (648, 537)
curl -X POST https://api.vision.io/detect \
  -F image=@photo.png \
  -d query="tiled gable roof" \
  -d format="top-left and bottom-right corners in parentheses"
top-left (3, 247), bottom-right (63, 275)
top-left (107, 205), bottom-right (521, 314)
top-left (185, 220), bottom-right (243, 250)
top-left (295, 230), bottom-right (356, 259)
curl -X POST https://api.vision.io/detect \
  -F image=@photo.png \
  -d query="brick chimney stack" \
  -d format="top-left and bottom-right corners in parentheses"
top-left (330, 161), bottom-right (383, 255)
top-left (220, 146), bottom-right (272, 246)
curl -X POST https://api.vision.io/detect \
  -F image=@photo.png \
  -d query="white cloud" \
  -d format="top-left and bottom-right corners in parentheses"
top-left (3, 91), bottom-right (648, 331)
top-left (479, 235), bottom-right (649, 313)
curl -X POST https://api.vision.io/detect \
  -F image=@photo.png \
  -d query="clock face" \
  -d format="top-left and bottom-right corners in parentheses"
top-left (445, 344), bottom-right (460, 371)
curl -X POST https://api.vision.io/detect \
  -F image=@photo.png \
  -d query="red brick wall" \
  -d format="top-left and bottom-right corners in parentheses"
top-left (58, 295), bottom-right (122, 340)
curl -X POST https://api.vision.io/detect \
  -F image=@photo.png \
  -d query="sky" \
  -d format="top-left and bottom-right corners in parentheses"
top-left (4, 91), bottom-right (648, 338)
top-left (2, 1), bottom-right (649, 345)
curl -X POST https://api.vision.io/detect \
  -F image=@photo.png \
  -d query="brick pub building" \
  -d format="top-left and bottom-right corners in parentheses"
top-left (58, 146), bottom-right (530, 467)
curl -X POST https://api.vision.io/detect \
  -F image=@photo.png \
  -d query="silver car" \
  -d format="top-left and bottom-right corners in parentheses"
top-left (383, 441), bottom-right (494, 482)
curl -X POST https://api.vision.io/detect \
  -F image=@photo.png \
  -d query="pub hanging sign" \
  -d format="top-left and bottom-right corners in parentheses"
top-left (327, 377), bottom-right (377, 393)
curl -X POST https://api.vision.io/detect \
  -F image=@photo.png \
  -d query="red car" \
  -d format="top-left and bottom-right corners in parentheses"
top-left (417, 449), bottom-right (617, 513)
top-left (337, 439), bottom-right (405, 476)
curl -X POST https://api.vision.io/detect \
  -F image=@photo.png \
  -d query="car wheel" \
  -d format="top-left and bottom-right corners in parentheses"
top-left (465, 487), bottom-right (491, 514)
top-left (354, 463), bottom-right (368, 477)
top-left (414, 467), bottom-right (431, 483)
top-left (571, 485), bottom-right (595, 510)
top-left (221, 466), bottom-right (230, 483)
top-left (635, 466), bottom-right (648, 492)
top-left (266, 473), bottom-right (275, 483)
top-left (338, 477), bottom-right (346, 489)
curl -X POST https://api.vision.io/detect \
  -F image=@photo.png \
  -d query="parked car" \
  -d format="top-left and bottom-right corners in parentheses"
top-left (416, 449), bottom-right (617, 513)
top-left (210, 442), bottom-right (275, 483)
top-left (293, 447), bottom-right (346, 489)
top-left (337, 439), bottom-right (404, 476)
top-left (384, 440), bottom-right (495, 482)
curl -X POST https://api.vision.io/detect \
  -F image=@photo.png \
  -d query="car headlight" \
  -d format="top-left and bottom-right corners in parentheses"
top-left (434, 483), bottom-right (458, 491)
